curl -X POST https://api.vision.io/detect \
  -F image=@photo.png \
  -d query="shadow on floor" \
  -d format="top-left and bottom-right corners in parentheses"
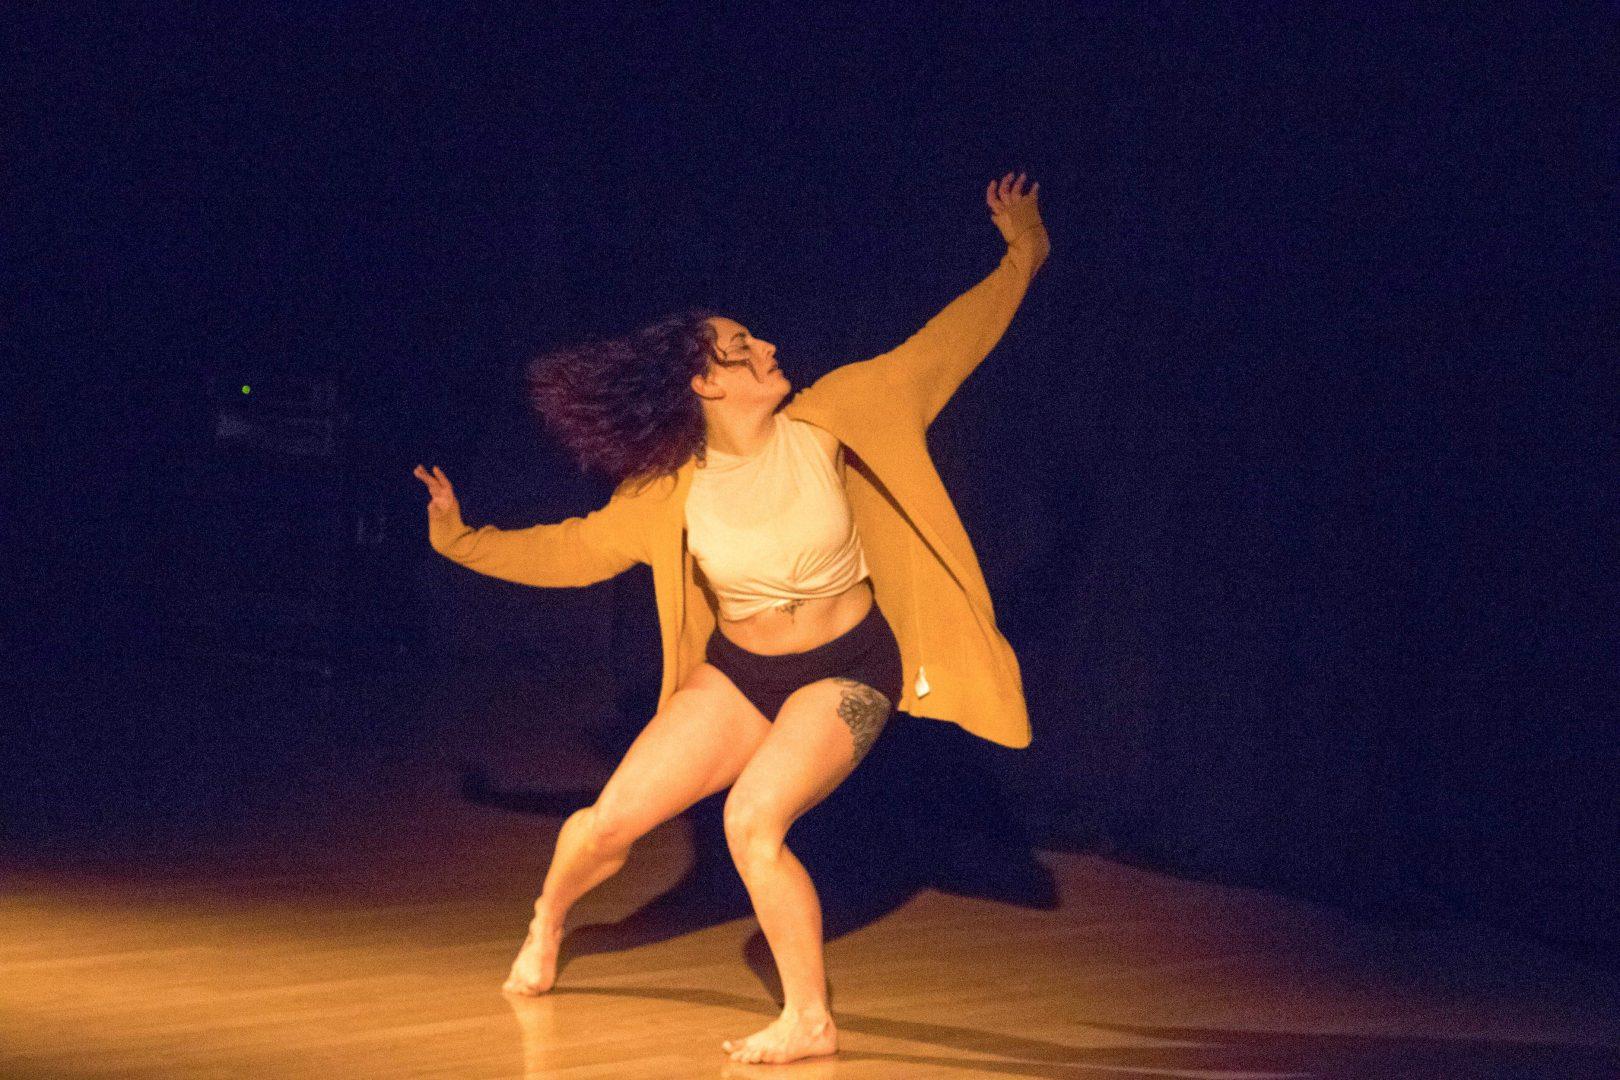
top-left (465, 708), bottom-right (1059, 1007)
top-left (501, 984), bottom-right (1620, 1079)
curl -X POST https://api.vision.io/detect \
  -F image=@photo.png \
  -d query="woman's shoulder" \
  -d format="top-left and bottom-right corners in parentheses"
top-left (612, 463), bottom-right (686, 507)
top-left (785, 414), bottom-right (841, 462)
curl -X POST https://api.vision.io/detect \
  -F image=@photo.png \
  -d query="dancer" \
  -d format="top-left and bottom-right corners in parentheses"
top-left (413, 172), bottom-right (1048, 1065)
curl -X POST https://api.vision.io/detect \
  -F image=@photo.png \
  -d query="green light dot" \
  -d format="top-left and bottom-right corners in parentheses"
top-left (241, 385), bottom-right (251, 394)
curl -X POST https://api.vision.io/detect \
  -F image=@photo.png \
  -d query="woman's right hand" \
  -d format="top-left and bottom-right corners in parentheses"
top-left (986, 171), bottom-right (1044, 248)
top-left (413, 464), bottom-right (462, 524)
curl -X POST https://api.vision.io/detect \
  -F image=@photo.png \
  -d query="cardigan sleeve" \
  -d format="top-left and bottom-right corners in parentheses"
top-left (870, 222), bottom-right (1050, 429)
top-left (428, 477), bottom-right (653, 588)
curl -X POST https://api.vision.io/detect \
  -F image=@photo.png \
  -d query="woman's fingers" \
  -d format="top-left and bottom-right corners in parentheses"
top-left (413, 464), bottom-right (455, 503)
top-left (989, 172), bottom-right (1032, 208)
top-left (988, 172), bottom-right (1036, 215)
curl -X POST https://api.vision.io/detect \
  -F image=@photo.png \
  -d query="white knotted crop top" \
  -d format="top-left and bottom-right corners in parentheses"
top-left (686, 411), bottom-right (872, 622)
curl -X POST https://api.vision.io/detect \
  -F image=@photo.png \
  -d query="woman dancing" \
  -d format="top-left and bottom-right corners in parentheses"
top-left (413, 172), bottom-right (1048, 1065)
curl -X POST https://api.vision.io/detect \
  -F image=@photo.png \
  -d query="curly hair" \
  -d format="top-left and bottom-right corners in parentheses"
top-left (525, 307), bottom-right (725, 492)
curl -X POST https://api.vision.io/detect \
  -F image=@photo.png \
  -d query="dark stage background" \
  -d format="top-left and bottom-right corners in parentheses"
top-left (7, 6), bottom-right (1615, 961)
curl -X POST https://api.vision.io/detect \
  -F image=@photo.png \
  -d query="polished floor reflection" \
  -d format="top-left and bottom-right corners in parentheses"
top-left (4, 737), bottom-right (1618, 1079)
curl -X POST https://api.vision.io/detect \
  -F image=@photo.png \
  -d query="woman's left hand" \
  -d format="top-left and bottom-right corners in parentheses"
top-left (986, 171), bottom-right (1044, 247)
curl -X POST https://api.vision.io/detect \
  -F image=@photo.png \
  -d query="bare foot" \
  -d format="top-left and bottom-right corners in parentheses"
top-left (501, 917), bottom-right (563, 995)
top-left (722, 1008), bottom-right (838, 1064)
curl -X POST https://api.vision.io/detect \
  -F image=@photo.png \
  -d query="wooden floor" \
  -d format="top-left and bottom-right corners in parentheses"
top-left (3, 749), bottom-right (1617, 1080)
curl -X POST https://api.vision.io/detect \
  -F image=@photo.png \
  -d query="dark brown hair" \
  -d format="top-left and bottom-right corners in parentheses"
top-left (525, 308), bottom-right (723, 491)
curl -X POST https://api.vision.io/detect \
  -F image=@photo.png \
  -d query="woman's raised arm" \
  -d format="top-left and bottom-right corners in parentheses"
top-left (868, 172), bottom-right (1050, 429)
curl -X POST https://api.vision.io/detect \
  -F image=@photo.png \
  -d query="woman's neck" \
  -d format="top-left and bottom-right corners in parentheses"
top-left (705, 408), bottom-right (777, 459)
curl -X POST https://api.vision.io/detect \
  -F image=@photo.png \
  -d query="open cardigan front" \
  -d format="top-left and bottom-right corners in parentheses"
top-left (430, 223), bottom-right (1049, 748)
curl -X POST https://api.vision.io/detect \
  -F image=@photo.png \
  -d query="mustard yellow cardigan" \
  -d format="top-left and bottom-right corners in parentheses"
top-left (430, 223), bottom-right (1050, 748)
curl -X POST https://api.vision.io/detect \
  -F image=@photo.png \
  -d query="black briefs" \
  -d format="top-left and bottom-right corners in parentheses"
top-left (703, 599), bottom-right (904, 722)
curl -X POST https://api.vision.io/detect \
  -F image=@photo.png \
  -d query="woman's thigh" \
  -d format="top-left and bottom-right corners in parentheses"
top-left (591, 663), bottom-right (773, 841)
top-left (724, 676), bottom-right (894, 842)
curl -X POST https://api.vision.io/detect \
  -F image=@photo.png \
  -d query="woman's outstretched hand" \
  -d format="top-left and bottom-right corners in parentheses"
top-left (986, 171), bottom-right (1044, 247)
top-left (413, 464), bottom-right (462, 526)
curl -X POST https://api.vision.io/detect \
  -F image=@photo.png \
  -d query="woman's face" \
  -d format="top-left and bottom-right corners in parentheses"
top-left (694, 316), bottom-right (788, 404)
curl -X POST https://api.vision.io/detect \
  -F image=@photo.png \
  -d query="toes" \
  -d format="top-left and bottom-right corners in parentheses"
top-left (722, 1038), bottom-right (760, 1063)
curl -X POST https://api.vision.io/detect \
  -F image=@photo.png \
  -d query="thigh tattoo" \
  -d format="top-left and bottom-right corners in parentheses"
top-left (830, 677), bottom-right (892, 765)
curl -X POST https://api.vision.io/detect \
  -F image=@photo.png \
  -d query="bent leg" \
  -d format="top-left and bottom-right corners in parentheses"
top-left (537, 663), bottom-right (770, 917)
top-left (721, 676), bottom-right (893, 1063)
top-left (505, 663), bottom-right (770, 994)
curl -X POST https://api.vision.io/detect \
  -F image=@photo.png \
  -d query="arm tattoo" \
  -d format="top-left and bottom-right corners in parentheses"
top-left (831, 677), bottom-right (892, 765)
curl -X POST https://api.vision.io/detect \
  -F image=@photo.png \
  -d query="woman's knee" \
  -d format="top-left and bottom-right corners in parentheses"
top-left (722, 791), bottom-right (786, 864)
top-left (577, 801), bottom-right (641, 856)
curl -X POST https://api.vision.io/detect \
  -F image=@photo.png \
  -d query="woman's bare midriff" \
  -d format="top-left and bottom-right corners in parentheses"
top-left (716, 577), bottom-right (875, 656)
